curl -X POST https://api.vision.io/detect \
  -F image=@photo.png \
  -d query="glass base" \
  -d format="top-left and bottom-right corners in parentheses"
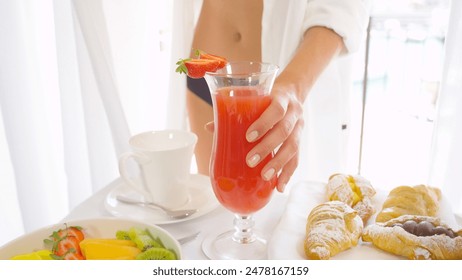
top-left (202, 230), bottom-right (267, 260)
top-left (202, 215), bottom-right (268, 260)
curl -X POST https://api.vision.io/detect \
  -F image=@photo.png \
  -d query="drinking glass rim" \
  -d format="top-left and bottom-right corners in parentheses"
top-left (205, 61), bottom-right (279, 77)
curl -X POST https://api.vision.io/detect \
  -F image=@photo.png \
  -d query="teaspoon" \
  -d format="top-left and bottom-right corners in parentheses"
top-left (116, 195), bottom-right (197, 219)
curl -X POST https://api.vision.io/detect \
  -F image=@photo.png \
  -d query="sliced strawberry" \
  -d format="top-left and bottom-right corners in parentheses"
top-left (63, 252), bottom-right (85, 260)
top-left (186, 59), bottom-right (220, 78)
top-left (55, 236), bottom-right (82, 256)
top-left (196, 50), bottom-right (228, 68)
top-left (50, 236), bottom-right (85, 260)
top-left (57, 226), bottom-right (85, 242)
top-left (43, 224), bottom-right (86, 260)
top-left (176, 58), bottom-right (220, 79)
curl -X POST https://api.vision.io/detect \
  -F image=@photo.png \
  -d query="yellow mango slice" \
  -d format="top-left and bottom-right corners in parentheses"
top-left (80, 238), bottom-right (136, 249)
top-left (80, 240), bottom-right (141, 260)
top-left (11, 253), bottom-right (41, 260)
top-left (35, 250), bottom-right (54, 260)
top-left (11, 250), bottom-right (53, 260)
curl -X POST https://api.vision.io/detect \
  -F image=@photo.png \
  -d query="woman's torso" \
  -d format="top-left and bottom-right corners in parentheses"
top-left (191, 0), bottom-right (262, 61)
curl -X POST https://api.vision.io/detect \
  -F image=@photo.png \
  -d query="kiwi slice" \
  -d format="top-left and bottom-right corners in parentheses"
top-left (128, 227), bottom-right (162, 251)
top-left (115, 230), bottom-right (130, 240)
top-left (136, 248), bottom-right (177, 260)
top-left (134, 235), bottom-right (162, 251)
top-left (145, 229), bottom-right (165, 248)
top-left (128, 227), bottom-right (147, 239)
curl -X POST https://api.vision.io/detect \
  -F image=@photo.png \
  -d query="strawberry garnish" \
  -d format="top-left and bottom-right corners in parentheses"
top-left (175, 50), bottom-right (228, 79)
top-left (196, 50), bottom-right (228, 69)
top-left (176, 58), bottom-right (221, 79)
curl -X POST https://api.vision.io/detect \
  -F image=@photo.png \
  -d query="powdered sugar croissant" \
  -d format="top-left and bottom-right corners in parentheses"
top-left (362, 215), bottom-right (462, 260)
top-left (326, 173), bottom-right (376, 223)
top-left (304, 201), bottom-right (363, 260)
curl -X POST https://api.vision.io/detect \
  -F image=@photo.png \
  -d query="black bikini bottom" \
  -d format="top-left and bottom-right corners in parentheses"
top-left (187, 76), bottom-right (212, 106)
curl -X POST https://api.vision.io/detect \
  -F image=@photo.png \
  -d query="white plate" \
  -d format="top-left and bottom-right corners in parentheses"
top-left (0, 217), bottom-right (182, 260)
top-left (104, 174), bottom-right (219, 225)
top-left (268, 181), bottom-right (459, 260)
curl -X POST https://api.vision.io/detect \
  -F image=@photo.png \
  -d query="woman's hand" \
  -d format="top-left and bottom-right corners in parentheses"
top-left (245, 82), bottom-right (304, 193)
top-left (204, 83), bottom-right (304, 193)
top-left (206, 27), bottom-right (344, 192)
top-left (245, 27), bottom-right (345, 192)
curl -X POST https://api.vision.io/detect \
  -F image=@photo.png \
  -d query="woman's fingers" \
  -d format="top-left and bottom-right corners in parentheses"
top-left (273, 121), bottom-right (303, 192)
top-left (246, 106), bottom-right (298, 168)
top-left (276, 154), bottom-right (299, 192)
top-left (260, 118), bottom-right (303, 190)
top-left (246, 94), bottom-right (288, 143)
top-left (245, 89), bottom-right (304, 192)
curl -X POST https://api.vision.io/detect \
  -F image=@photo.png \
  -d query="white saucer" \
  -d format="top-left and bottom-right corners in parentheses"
top-left (104, 174), bottom-right (219, 225)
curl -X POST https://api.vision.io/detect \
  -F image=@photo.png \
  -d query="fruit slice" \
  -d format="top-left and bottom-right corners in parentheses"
top-left (10, 250), bottom-right (53, 260)
top-left (79, 238), bottom-right (137, 251)
top-left (176, 58), bottom-right (221, 79)
top-left (176, 50), bottom-right (227, 79)
top-left (35, 249), bottom-right (54, 260)
top-left (128, 227), bottom-right (162, 251)
top-left (196, 50), bottom-right (228, 68)
top-left (80, 241), bottom-right (141, 260)
top-left (116, 230), bottom-right (130, 240)
top-left (56, 226), bottom-right (85, 242)
top-left (136, 247), bottom-right (177, 260)
top-left (44, 224), bottom-right (85, 260)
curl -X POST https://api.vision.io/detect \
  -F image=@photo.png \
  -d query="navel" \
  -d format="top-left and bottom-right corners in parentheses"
top-left (233, 32), bottom-right (242, 42)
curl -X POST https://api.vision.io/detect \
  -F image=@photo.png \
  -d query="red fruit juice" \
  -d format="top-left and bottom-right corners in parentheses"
top-left (210, 86), bottom-right (277, 215)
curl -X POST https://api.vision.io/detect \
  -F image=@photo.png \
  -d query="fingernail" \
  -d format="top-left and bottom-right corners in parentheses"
top-left (247, 130), bottom-right (258, 142)
top-left (204, 121), bottom-right (214, 132)
top-left (278, 183), bottom-right (286, 193)
top-left (263, 168), bottom-right (275, 181)
top-left (247, 154), bottom-right (260, 167)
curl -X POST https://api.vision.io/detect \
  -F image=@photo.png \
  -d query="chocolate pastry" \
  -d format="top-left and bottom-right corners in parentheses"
top-left (304, 201), bottom-right (363, 260)
top-left (362, 215), bottom-right (462, 259)
top-left (326, 173), bottom-right (376, 223)
top-left (376, 185), bottom-right (441, 223)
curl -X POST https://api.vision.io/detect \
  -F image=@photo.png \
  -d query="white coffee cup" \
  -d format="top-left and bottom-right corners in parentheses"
top-left (118, 130), bottom-right (197, 209)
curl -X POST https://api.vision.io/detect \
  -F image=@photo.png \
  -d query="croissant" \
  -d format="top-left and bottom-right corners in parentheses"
top-left (304, 201), bottom-right (363, 260)
top-left (376, 185), bottom-right (441, 223)
top-left (362, 215), bottom-right (462, 259)
top-left (326, 173), bottom-right (376, 223)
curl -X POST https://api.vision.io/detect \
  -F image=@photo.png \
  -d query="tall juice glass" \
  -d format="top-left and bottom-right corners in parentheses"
top-left (202, 61), bottom-right (279, 259)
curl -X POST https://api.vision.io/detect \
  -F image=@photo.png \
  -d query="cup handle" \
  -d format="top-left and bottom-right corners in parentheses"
top-left (118, 151), bottom-right (151, 199)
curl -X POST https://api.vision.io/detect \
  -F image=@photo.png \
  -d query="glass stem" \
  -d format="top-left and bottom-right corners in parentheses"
top-left (232, 214), bottom-right (256, 244)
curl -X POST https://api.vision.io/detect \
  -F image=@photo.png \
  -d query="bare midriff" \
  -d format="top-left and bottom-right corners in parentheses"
top-left (191, 0), bottom-right (262, 61)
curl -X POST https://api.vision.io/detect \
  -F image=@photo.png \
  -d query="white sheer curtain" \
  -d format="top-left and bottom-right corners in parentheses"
top-left (429, 0), bottom-right (462, 219)
top-left (3, 0), bottom-right (460, 248)
top-left (0, 0), bottom-right (184, 246)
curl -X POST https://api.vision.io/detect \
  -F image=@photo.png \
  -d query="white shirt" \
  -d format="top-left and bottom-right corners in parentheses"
top-left (262, 0), bottom-right (372, 66)
top-left (186, 0), bottom-right (372, 183)
top-left (261, 0), bottom-right (372, 182)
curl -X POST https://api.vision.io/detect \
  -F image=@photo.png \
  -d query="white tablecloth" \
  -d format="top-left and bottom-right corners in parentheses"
top-left (63, 178), bottom-right (462, 260)
top-left (63, 176), bottom-right (291, 260)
